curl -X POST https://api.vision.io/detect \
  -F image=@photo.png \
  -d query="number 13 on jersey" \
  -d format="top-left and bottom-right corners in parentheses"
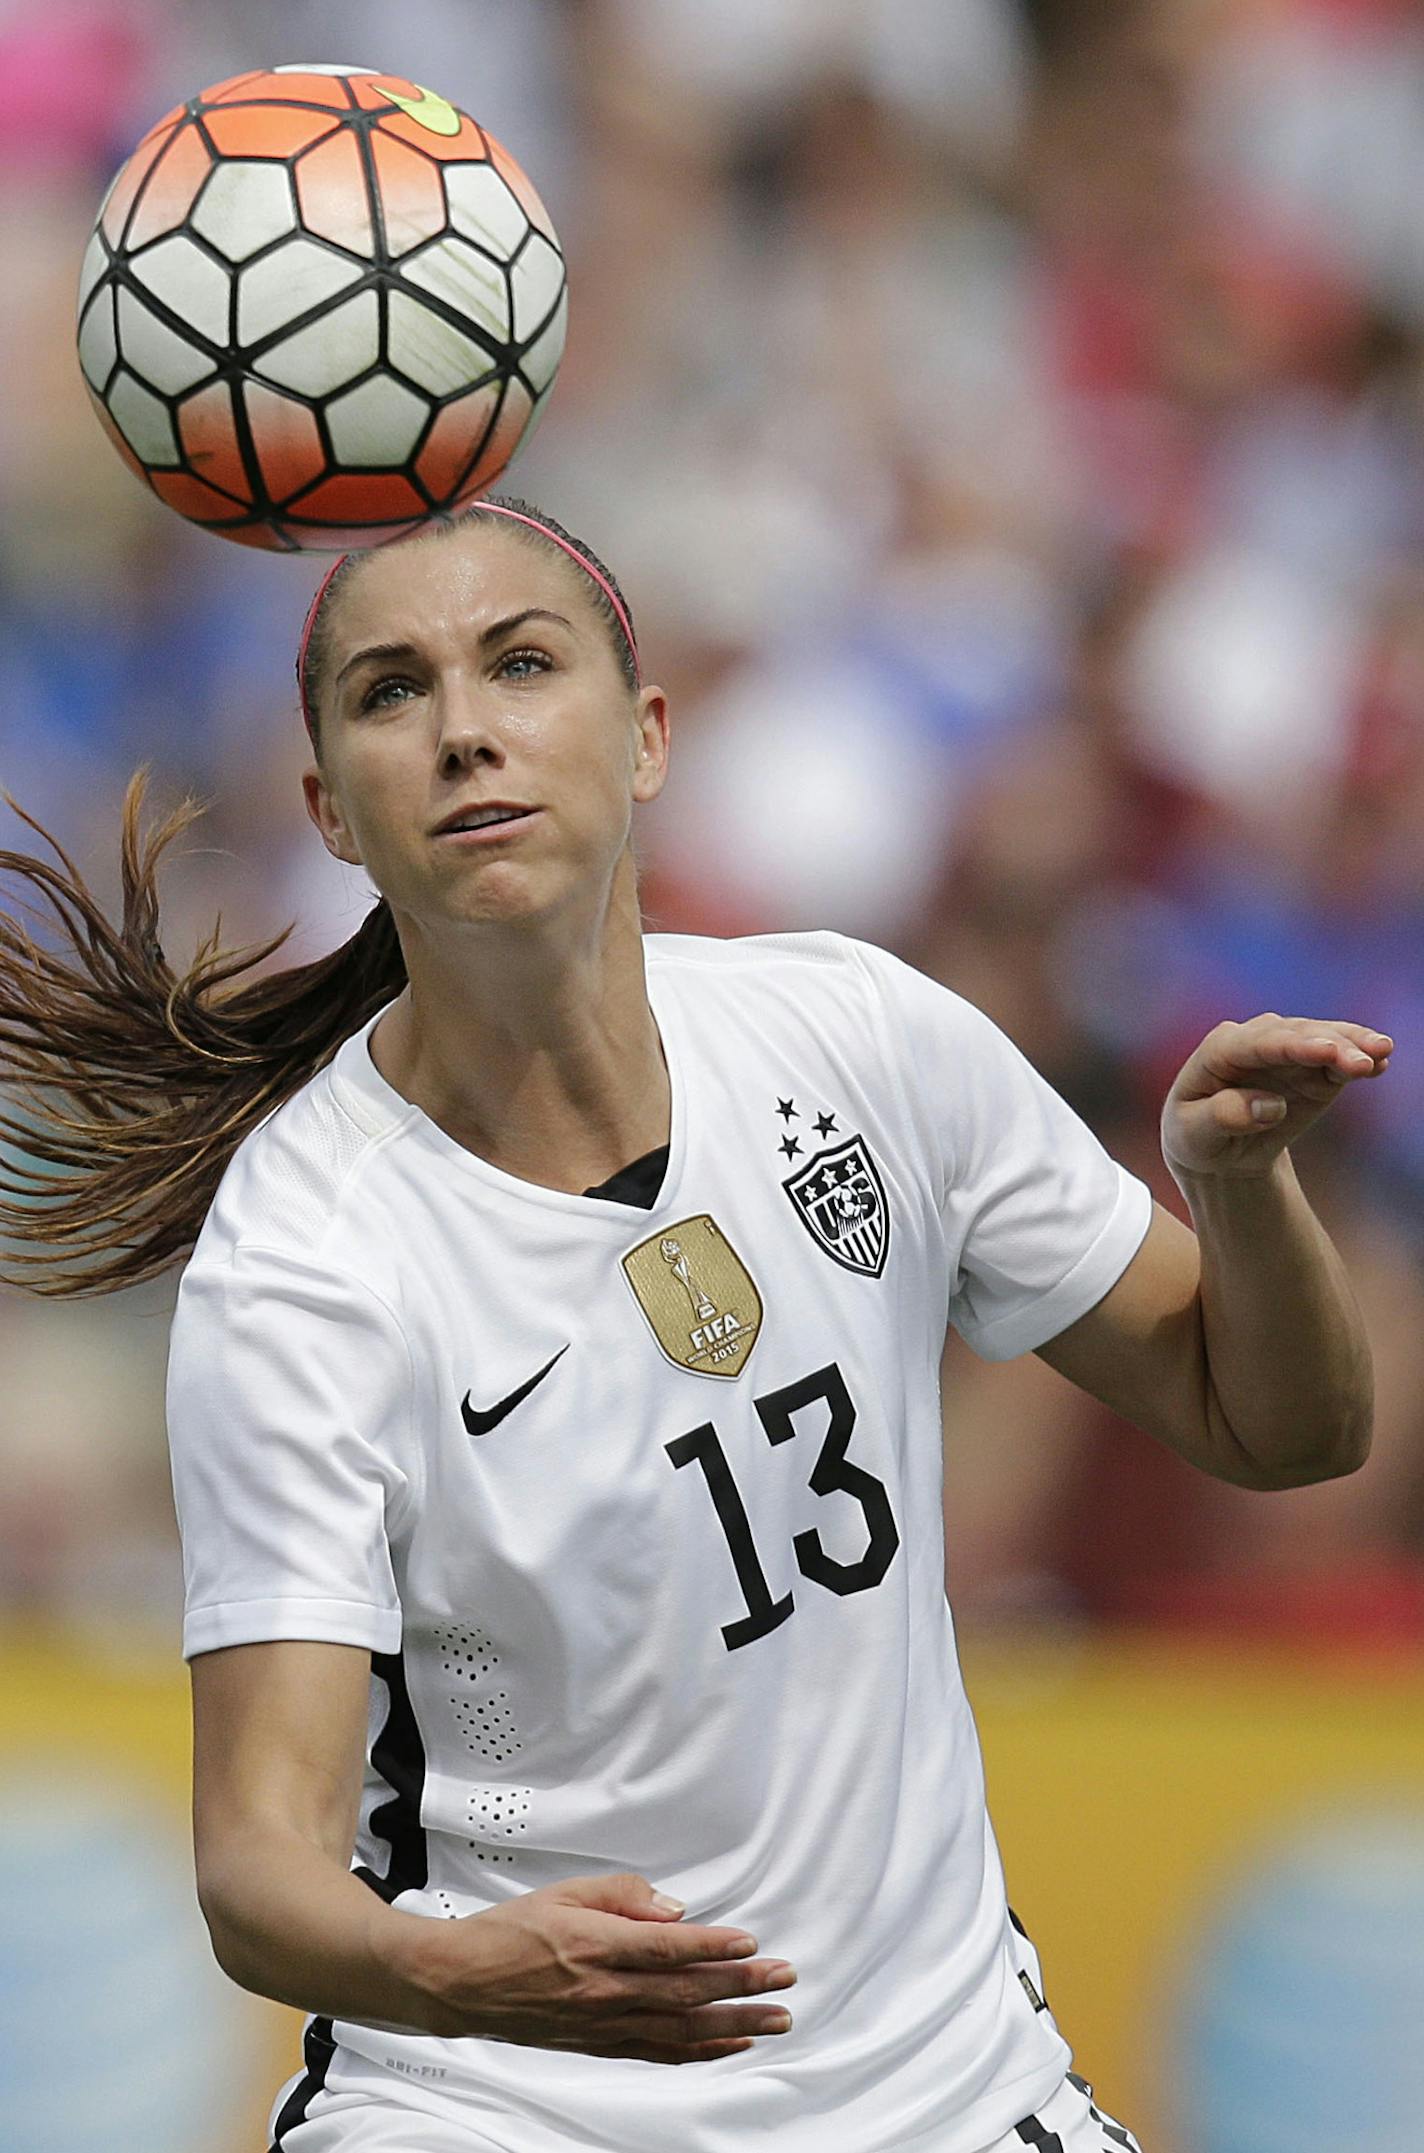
top-left (665, 1362), bottom-right (900, 1651)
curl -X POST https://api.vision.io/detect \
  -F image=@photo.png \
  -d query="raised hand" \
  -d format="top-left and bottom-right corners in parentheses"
top-left (400, 1870), bottom-right (797, 2065)
top-left (1162, 1016), bottom-right (1392, 1179)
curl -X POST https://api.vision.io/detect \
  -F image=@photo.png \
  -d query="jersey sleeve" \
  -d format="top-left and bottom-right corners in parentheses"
top-left (166, 1242), bottom-right (413, 1660)
top-left (851, 940), bottom-right (1153, 1361)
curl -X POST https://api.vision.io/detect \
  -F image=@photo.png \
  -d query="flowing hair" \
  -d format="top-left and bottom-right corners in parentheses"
top-left (0, 497), bottom-right (636, 1297)
top-left (0, 772), bottom-right (405, 1295)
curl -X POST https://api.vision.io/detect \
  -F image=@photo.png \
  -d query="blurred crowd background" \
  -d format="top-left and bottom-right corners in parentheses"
top-left (4, 3), bottom-right (1424, 2147)
top-left (6, 0), bottom-right (1424, 1650)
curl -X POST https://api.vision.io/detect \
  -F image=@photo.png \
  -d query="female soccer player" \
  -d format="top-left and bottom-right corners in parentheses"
top-left (0, 498), bottom-right (1389, 2152)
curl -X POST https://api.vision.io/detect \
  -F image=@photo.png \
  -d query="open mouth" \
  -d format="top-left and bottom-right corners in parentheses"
top-left (435, 808), bottom-right (540, 842)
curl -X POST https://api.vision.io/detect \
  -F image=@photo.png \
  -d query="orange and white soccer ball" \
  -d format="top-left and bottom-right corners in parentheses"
top-left (76, 64), bottom-right (567, 551)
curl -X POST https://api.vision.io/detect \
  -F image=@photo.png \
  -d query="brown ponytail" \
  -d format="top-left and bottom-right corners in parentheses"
top-left (0, 769), bottom-right (405, 1297)
top-left (2, 494), bottom-right (636, 1298)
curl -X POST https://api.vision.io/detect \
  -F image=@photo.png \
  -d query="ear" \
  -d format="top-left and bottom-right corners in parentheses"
top-left (302, 762), bottom-right (365, 867)
top-left (630, 685), bottom-right (670, 806)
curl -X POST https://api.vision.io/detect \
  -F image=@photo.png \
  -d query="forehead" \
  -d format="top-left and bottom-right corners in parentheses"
top-left (329, 520), bottom-right (595, 649)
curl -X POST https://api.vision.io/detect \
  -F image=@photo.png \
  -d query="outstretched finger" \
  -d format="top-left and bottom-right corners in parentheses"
top-left (601, 2036), bottom-right (756, 2066)
top-left (1271, 1029), bottom-right (1374, 1069)
top-left (1211, 1028), bottom-right (1378, 1081)
top-left (1294, 1030), bottom-right (1382, 1071)
top-left (610, 1921), bottom-right (762, 1969)
top-left (619, 2002), bottom-right (794, 2047)
top-left (1326, 1021), bottom-right (1394, 1054)
top-left (623, 1956), bottom-right (797, 2010)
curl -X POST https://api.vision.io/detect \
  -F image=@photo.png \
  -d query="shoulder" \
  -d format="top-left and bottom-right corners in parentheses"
top-left (644, 931), bottom-right (884, 1050)
top-left (645, 926), bottom-right (892, 997)
top-left (645, 925), bottom-right (854, 971)
top-left (187, 1018), bottom-right (405, 1281)
top-left (644, 928), bottom-right (988, 1041)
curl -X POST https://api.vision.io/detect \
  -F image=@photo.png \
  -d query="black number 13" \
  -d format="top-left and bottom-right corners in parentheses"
top-left (665, 1362), bottom-right (900, 1652)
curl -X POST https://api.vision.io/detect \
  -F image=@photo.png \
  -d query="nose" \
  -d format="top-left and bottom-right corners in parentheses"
top-left (433, 673), bottom-right (504, 774)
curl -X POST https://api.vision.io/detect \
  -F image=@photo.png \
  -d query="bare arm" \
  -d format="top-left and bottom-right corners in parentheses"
top-left (1036, 1016), bottom-right (1388, 1490)
top-left (192, 1640), bottom-right (796, 2064)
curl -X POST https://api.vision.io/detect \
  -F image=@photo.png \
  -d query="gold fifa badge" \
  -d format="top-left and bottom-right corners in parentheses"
top-left (621, 1214), bottom-right (762, 1379)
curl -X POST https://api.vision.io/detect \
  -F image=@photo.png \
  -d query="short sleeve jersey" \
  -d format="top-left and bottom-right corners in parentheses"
top-left (166, 930), bottom-right (1152, 2153)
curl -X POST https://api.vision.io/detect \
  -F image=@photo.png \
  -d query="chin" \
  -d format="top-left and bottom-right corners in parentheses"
top-left (427, 875), bottom-right (566, 932)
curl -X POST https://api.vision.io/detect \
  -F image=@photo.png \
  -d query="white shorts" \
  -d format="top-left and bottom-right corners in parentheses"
top-left (981, 2072), bottom-right (1143, 2152)
top-left (274, 2084), bottom-right (493, 2151)
top-left (271, 2052), bottom-right (1143, 2153)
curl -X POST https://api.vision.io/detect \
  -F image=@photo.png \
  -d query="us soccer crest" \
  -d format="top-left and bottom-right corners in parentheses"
top-left (783, 1135), bottom-right (890, 1278)
top-left (622, 1214), bottom-right (763, 1378)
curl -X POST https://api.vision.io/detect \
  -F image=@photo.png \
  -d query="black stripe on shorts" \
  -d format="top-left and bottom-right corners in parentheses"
top-left (1015, 2076), bottom-right (1142, 2153)
top-left (270, 2015), bottom-right (336, 2150)
top-left (1015, 2118), bottom-right (1066, 2151)
top-left (1066, 2073), bottom-right (1140, 2150)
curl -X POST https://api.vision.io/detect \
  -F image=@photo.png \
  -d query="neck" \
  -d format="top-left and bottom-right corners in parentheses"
top-left (370, 852), bottom-right (670, 1194)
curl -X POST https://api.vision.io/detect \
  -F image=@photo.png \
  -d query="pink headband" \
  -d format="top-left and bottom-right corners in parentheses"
top-left (295, 502), bottom-right (641, 738)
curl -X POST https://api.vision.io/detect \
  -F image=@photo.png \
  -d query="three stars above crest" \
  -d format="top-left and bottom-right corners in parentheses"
top-left (774, 1098), bottom-right (839, 1159)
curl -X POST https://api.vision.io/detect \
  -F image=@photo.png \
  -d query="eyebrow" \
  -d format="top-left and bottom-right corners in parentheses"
top-left (335, 609), bottom-right (576, 690)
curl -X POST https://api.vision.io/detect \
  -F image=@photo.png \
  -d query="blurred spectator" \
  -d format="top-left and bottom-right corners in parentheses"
top-left (1, 0), bottom-right (1422, 1649)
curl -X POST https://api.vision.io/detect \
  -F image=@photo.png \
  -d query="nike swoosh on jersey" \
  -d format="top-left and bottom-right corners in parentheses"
top-left (461, 1343), bottom-right (569, 1437)
top-left (377, 82), bottom-right (463, 136)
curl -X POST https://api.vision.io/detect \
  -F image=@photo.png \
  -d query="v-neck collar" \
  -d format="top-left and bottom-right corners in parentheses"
top-left (329, 960), bottom-right (686, 1223)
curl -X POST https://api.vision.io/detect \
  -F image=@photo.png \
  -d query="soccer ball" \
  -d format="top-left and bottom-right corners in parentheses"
top-left (75, 64), bottom-right (567, 552)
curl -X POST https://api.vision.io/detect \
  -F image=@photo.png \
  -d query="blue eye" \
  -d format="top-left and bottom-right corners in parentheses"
top-left (498, 647), bottom-right (552, 679)
top-left (360, 675), bottom-right (416, 712)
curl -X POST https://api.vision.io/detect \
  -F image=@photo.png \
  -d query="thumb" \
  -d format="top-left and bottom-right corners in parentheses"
top-left (552, 1870), bottom-right (686, 1921)
top-left (1213, 1088), bottom-right (1288, 1134)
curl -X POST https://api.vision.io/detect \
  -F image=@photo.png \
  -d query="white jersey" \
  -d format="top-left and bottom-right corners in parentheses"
top-left (166, 930), bottom-right (1152, 2153)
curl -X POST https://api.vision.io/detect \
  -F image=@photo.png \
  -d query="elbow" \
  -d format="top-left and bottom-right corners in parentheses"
top-left (1201, 1363), bottom-right (1373, 1487)
top-left (1236, 1405), bottom-right (1373, 1491)
top-left (195, 1881), bottom-right (243, 1988)
top-left (195, 1859), bottom-right (263, 1997)
top-left (1293, 1409), bottom-right (1373, 1486)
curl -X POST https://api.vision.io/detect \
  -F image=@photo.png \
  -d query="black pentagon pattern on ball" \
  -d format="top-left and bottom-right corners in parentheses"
top-left (77, 71), bottom-right (566, 550)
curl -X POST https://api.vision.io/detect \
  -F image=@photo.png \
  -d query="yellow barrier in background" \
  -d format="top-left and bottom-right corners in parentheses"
top-left (965, 1632), bottom-right (1424, 2148)
top-left (0, 1627), bottom-right (292, 2153)
top-left (3, 1628), bottom-right (1422, 2151)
